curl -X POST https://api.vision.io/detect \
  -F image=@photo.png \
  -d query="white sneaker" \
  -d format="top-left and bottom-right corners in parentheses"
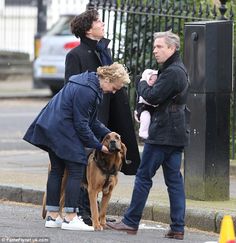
top-left (45, 215), bottom-right (63, 228)
top-left (61, 216), bottom-right (94, 231)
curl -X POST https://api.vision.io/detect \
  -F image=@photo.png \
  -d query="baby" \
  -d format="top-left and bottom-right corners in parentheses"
top-left (135, 69), bottom-right (158, 139)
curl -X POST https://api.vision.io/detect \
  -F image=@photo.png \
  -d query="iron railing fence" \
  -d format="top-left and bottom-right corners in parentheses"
top-left (88, 0), bottom-right (233, 76)
top-left (87, 0), bottom-right (236, 158)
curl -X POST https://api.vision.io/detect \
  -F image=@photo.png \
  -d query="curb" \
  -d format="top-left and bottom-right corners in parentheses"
top-left (0, 94), bottom-right (51, 100)
top-left (107, 201), bottom-right (236, 233)
top-left (0, 185), bottom-right (44, 205)
top-left (1, 185), bottom-right (235, 234)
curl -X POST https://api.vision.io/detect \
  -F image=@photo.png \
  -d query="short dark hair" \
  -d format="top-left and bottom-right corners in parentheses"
top-left (70, 9), bottom-right (99, 38)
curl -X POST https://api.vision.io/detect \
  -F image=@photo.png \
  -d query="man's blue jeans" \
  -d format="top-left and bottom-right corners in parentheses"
top-left (123, 143), bottom-right (185, 232)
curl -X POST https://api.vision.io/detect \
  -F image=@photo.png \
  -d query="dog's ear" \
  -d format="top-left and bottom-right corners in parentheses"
top-left (120, 142), bottom-right (127, 160)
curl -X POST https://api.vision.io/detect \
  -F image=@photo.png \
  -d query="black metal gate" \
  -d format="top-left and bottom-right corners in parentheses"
top-left (87, 0), bottom-right (233, 75)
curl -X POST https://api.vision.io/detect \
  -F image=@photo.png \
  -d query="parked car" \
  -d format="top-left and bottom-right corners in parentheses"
top-left (33, 14), bottom-right (79, 95)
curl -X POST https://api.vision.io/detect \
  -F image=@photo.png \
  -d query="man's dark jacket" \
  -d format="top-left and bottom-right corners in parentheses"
top-left (65, 37), bottom-right (140, 175)
top-left (138, 51), bottom-right (190, 147)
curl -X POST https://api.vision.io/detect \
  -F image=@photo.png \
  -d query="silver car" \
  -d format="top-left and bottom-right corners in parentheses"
top-left (33, 14), bottom-right (79, 94)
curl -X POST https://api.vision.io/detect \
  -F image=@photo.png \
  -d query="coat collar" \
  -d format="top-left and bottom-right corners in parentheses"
top-left (80, 36), bottom-right (97, 50)
top-left (80, 37), bottom-right (111, 65)
top-left (69, 71), bottom-right (103, 100)
top-left (159, 51), bottom-right (180, 72)
top-left (81, 36), bottom-right (110, 51)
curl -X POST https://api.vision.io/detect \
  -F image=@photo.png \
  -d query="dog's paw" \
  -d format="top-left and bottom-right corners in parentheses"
top-left (94, 224), bottom-right (103, 231)
top-left (102, 224), bottom-right (110, 230)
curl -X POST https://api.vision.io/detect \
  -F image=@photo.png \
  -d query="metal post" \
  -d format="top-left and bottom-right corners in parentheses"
top-left (37, 0), bottom-right (47, 34)
top-left (34, 0), bottom-right (47, 59)
top-left (86, 0), bottom-right (96, 10)
top-left (218, 0), bottom-right (228, 20)
top-left (184, 20), bottom-right (233, 201)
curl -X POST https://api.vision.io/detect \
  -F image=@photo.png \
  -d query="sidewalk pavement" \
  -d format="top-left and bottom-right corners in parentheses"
top-left (0, 77), bottom-right (236, 235)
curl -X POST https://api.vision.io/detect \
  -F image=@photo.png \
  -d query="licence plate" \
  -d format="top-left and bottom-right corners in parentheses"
top-left (41, 66), bottom-right (57, 74)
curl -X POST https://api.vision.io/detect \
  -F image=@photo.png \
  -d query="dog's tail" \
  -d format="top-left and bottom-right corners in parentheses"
top-left (42, 192), bottom-right (47, 219)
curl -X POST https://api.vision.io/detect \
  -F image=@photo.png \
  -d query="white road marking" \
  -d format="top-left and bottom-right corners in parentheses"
top-left (139, 223), bottom-right (166, 230)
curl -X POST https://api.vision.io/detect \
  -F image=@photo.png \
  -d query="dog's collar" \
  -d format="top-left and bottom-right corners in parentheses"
top-left (93, 152), bottom-right (118, 189)
top-left (93, 153), bottom-right (118, 176)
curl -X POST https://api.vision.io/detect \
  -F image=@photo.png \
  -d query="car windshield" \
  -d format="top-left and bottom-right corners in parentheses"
top-left (46, 15), bottom-right (75, 36)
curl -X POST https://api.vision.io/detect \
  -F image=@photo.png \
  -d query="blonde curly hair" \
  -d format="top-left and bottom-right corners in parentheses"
top-left (97, 62), bottom-right (131, 85)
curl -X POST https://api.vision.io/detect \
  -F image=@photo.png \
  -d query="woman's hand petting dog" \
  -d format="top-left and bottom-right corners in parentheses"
top-left (101, 145), bottom-right (109, 154)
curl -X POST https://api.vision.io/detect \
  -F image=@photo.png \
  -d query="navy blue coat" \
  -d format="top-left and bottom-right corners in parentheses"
top-left (23, 71), bottom-right (110, 164)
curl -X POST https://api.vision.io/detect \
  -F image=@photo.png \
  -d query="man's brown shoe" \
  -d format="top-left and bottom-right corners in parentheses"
top-left (106, 221), bottom-right (138, 235)
top-left (164, 230), bottom-right (184, 240)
